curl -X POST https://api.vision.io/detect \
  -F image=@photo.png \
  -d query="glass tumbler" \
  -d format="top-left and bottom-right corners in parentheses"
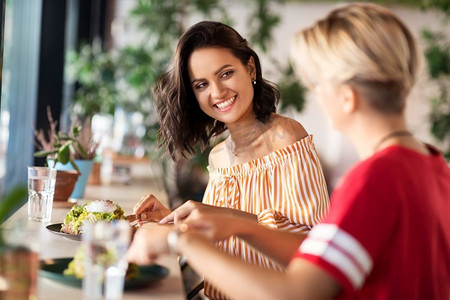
top-left (82, 220), bottom-right (132, 300)
top-left (27, 166), bottom-right (56, 222)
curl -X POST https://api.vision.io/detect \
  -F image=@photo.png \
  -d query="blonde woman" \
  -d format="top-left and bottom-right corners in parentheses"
top-left (128, 4), bottom-right (450, 299)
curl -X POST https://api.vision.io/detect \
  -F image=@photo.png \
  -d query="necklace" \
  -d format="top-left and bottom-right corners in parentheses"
top-left (373, 130), bottom-right (412, 152)
top-left (230, 127), bottom-right (257, 156)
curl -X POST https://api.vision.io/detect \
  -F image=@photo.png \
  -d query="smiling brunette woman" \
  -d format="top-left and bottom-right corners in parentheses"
top-left (132, 21), bottom-right (329, 299)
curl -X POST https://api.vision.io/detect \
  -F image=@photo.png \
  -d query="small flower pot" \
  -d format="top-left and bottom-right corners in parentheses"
top-left (53, 170), bottom-right (80, 202)
top-left (51, 160), bottom-right (94, 199)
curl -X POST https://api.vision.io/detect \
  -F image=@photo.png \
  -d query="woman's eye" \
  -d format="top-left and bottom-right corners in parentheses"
top-left (221, 70), bottom-right (233, 78)
top-left (195, 82), bottom-right (207, 89)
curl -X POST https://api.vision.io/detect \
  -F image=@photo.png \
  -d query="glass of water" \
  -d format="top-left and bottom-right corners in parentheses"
top-left (27, 166), bottom-right (57, 222)
top-left (82, 220), bottom-right (132, 300)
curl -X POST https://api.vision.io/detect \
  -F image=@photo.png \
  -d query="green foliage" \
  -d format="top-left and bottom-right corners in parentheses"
top-left (248, 0), bottom-right (281, 52)
top-left (66, 42), bottom-right (119, 116)
top-left (422, 29), bottom-right (450, 78)
top-left (429, 84), bottom-right (450, 160)
top-left (420, 5), bottom-right (450, 161)
top-left (420, 0), bottom-right (450, 16)
top-left (430, 88), bottom-right (450, 139)
top-left (0, 186), bottom-right (27, 225)
top-left (278, 63), bottom-right (306, 112)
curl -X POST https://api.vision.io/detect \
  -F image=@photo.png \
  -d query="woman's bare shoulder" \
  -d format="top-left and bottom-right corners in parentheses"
top-left (265, 114), bottom-right (308, 147)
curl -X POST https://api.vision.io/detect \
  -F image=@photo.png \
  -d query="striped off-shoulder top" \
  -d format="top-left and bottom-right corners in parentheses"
top-left (202, 135), bottom-right (330, 299)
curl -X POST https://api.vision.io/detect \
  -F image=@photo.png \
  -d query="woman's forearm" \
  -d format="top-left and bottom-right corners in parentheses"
top-left (227, 206), bottom-right (258, 222)
top-left (233, 218), bottom-right (306, 267)
top-left (178, 232), bottom-right (337, 300)
top-left (178, 232), bottom-right (290, 300)
top-left (221, 207), bottom-right (306, 266)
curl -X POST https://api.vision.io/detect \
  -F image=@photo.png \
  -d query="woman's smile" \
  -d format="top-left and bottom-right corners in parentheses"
top-left (215, 96), bottom-right (236, 111)
top-left (188, 47), bottom-right (256, 126)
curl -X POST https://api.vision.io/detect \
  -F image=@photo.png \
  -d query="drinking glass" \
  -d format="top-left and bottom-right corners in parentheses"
top-left (27, 166), bottom-right (56, 222)
top-left (82, 220), bottom-right (131, 300)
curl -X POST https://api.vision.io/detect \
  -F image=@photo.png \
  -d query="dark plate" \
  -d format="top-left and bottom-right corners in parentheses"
top-left (46, 223), bottom-right (81, 241)
top-left (39, 258), bottom-right (169, 290)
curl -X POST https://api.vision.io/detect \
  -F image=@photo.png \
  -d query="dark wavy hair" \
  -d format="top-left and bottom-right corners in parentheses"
top-left (153, 21), bottom-right (280, 161)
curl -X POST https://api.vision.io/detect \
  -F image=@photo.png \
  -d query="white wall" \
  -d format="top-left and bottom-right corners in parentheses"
top-left (112, 1), bottom-right (449, 189)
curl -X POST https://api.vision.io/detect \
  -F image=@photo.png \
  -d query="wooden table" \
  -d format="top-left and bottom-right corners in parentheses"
top-left (2, 179), bottom-right (184, 300)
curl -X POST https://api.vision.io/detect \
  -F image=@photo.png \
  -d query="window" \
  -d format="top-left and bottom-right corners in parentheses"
top-left (0, 0), bottom-right (42, 197)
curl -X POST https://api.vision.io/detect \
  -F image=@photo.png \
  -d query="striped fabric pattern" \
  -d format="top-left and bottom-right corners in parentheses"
top-left (202, 135), bottom-right (330, 299)
top-left (300, 223), bottom-right (373, 289)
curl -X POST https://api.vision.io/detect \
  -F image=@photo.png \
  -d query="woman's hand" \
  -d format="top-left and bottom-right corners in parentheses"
top-left (159, 201), bottom-right (258, 240)
top-left (126, 223), bottom-right (173, 265)
top-left (160, 200), bottom-right (235, 224)
top-left (133, 194), bottom-right (172, 222)
top-left (185, 213), bottom-right (248, 242)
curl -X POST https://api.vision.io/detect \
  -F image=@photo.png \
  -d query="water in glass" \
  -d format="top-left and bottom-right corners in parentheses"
top-left (27, 167), bottom-right (56, 222)
top-left (82, 220), bottom-right (131, 300)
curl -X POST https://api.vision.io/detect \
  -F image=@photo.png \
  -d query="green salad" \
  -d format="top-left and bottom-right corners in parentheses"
top-left (61, 200), bottom-right (126, 235)
top-left (64, 245), bottom-right (140, 280)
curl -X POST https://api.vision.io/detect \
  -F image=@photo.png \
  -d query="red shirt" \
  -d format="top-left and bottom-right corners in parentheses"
top-left (293, 145), bottom-right (450, 299)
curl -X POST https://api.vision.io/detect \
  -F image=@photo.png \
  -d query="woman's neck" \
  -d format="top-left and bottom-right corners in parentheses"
top-left (346, 115), bottom-right (428, 159)
top-left (227, 119), bottom-right (264, 157)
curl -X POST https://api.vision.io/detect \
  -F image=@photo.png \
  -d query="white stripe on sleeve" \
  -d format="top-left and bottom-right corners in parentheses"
top-left (300, 224), bottom-right (373, 289)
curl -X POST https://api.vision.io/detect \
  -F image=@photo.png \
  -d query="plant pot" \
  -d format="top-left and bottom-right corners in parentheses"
top-left (51, 160), bottom-right (93, 199)
top-left (53, 170), bottom-right (80, 202)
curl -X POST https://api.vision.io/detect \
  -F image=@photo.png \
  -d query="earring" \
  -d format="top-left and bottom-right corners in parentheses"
top-left (252, 80), bottom-right (256, 85)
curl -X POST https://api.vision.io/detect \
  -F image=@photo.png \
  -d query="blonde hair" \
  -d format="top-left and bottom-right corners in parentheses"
top-left (291, 3), bottom-right (422, 113)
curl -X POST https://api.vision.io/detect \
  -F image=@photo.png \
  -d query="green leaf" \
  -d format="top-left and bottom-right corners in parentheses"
top-left (69, 160), bottom-right (80, 172)
top-left (0, 186), bottom-right (27, 224)
top-left (69, 144), bottom-right (77, 155)
top-left (72, 126), bottom-right (81, 138)
top-left (430, 114), bottom-right (450, 141)
top-left (58, 136), bottom-right (72, 141)
top-left (76, 142), bottom-right (89, 159)
top-left (59, 143), bottom-right (71, 164)
top-left (33, 150), bottom-right (58, 157)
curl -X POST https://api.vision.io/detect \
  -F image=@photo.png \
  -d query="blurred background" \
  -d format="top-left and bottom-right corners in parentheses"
top-left (0, 0), bottom-right (449, 207)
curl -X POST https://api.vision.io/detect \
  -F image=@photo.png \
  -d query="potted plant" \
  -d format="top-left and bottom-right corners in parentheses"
top-left (34, 108), bottom-right (98, 201)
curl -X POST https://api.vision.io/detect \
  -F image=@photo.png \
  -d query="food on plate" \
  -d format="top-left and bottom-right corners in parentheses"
top-left (63, 245), bottom-right (139, 280)
top-left (61, 199), bottom-right (126, 235)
